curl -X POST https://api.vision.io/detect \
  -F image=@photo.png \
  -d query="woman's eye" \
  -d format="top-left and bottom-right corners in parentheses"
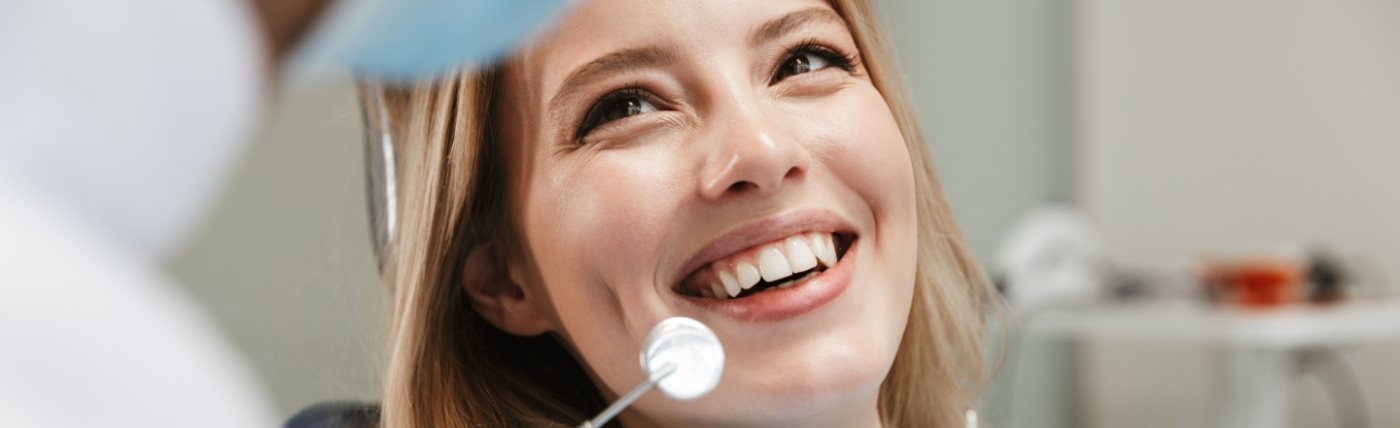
top-left (770, 44), bottom-right (853, 84)
top-left (599, 97), bottom-right (656, 123)
top-left (779, 52), bottom-right (831, 79)
top-left (576, 89), bottom-right (659, 141)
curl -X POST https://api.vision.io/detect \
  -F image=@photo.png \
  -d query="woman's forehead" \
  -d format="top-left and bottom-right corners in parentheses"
top-left (509, 0), bottom-right (839, 115)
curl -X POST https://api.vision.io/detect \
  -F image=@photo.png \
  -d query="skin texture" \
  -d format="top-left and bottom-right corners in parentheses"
top-left (467, 0), bottom-right (919, 426)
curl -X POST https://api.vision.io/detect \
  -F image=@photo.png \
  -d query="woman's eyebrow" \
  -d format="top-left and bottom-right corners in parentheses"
top-left (547, 46), bottom-right (674, 114)
top-left (544, 8), bottom-right (843, 121)
top-left (749, 7), bottom-right (845, 48)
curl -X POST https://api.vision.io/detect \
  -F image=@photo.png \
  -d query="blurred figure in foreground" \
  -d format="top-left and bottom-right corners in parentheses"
top-left (0, 0), bottom-right (566, 426)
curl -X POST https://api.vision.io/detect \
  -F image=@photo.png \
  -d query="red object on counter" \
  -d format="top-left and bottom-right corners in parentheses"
top-left (1204, 258), bottom-right (1304, 309)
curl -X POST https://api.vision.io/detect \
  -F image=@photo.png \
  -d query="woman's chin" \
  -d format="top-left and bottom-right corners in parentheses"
top-left (665, 337), bottom-right (893, 425)
top-left (647, 273), bottom-right (909, 425)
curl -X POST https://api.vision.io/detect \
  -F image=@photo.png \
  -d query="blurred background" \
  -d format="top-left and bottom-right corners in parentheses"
top-left (169, 0), bottom-right (1400, 426)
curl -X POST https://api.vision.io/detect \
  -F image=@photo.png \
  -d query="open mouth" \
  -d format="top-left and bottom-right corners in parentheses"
top-left (674, 232), bottom-right (856, 300)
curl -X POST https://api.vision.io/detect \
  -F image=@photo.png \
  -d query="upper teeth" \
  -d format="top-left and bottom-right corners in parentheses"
top-left (702, 232), bottom-right (839, 299)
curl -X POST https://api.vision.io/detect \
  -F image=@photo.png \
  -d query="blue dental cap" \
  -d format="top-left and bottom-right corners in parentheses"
top-left (297, 0), bottom-right (569, 79)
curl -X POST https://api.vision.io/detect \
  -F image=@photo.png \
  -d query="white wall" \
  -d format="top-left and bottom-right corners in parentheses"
top-left (882, 0), bottom-right (1076, 264)
top-left (1078, 1), bottom-right (1400, 427)
top-left (170, 77), bottom-right (384, 418)
top-left (879, 3), bottom-right (1079, 426)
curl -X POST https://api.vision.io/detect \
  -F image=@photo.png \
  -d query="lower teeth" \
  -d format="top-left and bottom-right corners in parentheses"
top-left (775, 270), bottom-right (819, 290)
top-left (692, 266), bottom-right (828, 299)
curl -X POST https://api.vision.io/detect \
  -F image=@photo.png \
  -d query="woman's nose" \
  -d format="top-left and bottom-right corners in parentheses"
top-left (697, 110), bottom-right (810, 201)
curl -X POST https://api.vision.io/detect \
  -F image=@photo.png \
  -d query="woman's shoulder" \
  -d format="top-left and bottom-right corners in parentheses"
top-left (284, 401), bottom-right (380, 428)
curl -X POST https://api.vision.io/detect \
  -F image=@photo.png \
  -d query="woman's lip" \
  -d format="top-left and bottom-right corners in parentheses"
top-left (671, 209), bottom-right (856, 288)
top-left (677, 238), bottom-right (857, 323)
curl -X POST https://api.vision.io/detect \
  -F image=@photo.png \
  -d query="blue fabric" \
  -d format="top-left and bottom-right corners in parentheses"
top-left (348, 0), bottom-right (566, 78)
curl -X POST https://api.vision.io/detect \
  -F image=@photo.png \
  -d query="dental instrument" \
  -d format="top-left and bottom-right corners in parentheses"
top-left (579, 317), bottom-right (725, 428)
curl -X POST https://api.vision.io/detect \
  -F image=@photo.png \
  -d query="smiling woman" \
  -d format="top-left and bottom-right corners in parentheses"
top-left (360, 0), bottom-right (995, 427)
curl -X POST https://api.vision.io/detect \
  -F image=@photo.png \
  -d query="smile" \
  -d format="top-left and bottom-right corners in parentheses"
top-left (669, 210), bottom-right (861, 322)
top-left (676, 231), bottom-right (854, 299)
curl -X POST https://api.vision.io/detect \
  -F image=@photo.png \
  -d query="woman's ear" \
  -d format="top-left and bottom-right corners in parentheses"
top-left (461, 243), bottom-right (551, 336)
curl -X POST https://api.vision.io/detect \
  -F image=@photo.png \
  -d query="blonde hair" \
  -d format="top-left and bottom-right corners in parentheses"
top-left (364, 1), bottom-right (995, 426)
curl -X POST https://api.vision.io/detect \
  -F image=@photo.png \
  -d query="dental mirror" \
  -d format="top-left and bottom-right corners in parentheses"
top-left (580, 317), bottom-right (724, 427)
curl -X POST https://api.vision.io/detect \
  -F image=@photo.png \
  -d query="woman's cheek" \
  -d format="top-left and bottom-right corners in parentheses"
top-left (525, 146), bottom-right (686, 327)
top-left (521, 151), bottom-right (686, 397)
top-left (800, 87), bottom-right (916, 225)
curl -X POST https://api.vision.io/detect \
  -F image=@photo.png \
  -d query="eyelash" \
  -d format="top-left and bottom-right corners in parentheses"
top-left (574, 86), bottom-right (657, 141)
top-left (768, 39), bottom-right (859, 84)
top-left (573, 41), bottom-right (860, 142)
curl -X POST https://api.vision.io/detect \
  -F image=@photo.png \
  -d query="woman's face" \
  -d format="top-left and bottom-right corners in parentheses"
top-left (496, 0), bottom-right (917, 425)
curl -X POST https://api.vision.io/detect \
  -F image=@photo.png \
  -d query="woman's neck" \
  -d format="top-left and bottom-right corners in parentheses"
top-left (614, 397), bottom-right (883, 428)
